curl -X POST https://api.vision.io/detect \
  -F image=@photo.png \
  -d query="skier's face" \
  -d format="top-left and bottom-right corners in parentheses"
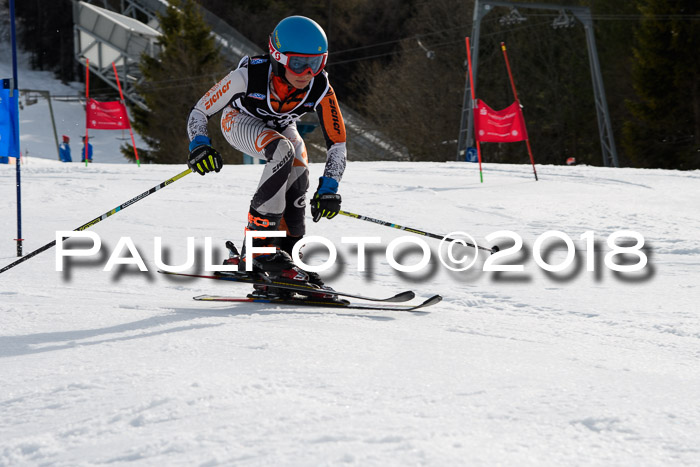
top-left (285, 68), bottom-right (313, 89)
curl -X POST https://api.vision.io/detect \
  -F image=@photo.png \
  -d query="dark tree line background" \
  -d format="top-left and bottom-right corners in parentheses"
top-left (6, 0), bottom-right (700, 169)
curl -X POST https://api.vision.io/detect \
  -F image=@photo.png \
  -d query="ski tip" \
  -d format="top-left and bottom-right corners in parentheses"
top-left (388, 290), bottom-right (416, 302)
top-left (193, 295), bottom-right (240, 302)
top-left (404, 294), bottom-right (443, 312)
top-left (422, 294), bottom-right (443, 307)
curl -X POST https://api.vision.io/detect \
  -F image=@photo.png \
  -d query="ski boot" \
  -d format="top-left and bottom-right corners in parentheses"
top-left (275, 235), bottom-right (339, 301)
top-left (248, 249), bottom-right (317, 299)
top-left (236, 208), bottom-right (301, 299)
top-left (245, 244), bottom-right (339, 301)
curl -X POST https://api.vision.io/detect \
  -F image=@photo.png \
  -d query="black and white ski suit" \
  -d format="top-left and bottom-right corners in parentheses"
top-left (186, 55), bottom-right (347, 237)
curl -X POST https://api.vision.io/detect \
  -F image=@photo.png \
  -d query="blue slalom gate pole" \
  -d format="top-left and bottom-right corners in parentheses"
top-left (10, 0), bottom-right (22, 256)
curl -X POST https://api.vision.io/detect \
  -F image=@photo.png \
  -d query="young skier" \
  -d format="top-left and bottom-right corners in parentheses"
top-left (81, 136), bottom-right (93, 163)
top-left (59, 135), bottom-right (72, 162)
top-left (186, 16), bottom-right (346, 294)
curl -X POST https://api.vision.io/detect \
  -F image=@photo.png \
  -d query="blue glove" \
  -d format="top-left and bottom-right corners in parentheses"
top-left (188, 135), bottom-right (222, 175)
top-left (311, 177), bottom-right (341, 222)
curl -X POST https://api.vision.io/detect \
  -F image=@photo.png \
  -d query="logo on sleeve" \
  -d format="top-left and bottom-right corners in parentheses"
top-left (204, 80), bottom-right (231, 110)
top-left (329, 98), bottom-right (341, 135)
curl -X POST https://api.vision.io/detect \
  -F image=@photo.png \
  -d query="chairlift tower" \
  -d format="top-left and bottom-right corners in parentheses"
top-left (456, 0), bottom-right (619, 167)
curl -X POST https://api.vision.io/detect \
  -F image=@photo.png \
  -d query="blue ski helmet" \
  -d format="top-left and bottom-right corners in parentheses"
top-left (269, 16), bottom-right (328, 76)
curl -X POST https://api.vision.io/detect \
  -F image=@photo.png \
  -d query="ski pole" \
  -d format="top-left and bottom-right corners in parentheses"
top-left (338, 210), bottom-right (499, 253)
top-left (0, 168), bottom-right (192, 274)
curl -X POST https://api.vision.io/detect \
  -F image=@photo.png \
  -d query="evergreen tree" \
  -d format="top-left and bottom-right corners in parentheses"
top-left (127, 0), bottom-right (229, 164)
top-left (10, 0), bottom-right (77, 82)
top-left (478, 16), bottom-right (596, 166)
top-left (361, 0), bottom-right (602, 164)
top-left (623, 0), bottom-right (700, 169)
top-left (360, 0), bottom-right (472, 161)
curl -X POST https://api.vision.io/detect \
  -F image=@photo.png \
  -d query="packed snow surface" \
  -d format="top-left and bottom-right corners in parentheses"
top-left (1, 157), bottom-right (699, 465)
top-left (2, 37), bottom-right (700, 466)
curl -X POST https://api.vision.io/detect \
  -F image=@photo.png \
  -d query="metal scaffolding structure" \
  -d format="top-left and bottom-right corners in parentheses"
top-left (456, 0), bottom-right (619, 167)
top-left (73, 1), bottom-right (161, 109)
top-left (118, 0), bottom-right (263, 65)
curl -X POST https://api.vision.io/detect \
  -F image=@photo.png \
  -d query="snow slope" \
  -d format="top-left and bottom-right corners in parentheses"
top-left (1, 157), bottom-right (699, 466)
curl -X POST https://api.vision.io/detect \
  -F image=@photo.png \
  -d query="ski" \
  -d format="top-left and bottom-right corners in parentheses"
top-left (192, 294), bottom-right (442, 312)
top-left (158, 270), bottom-right (416, 303)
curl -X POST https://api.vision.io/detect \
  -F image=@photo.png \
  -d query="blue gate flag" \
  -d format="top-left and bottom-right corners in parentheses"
top-left (0, 78), bottom-right (20, 161)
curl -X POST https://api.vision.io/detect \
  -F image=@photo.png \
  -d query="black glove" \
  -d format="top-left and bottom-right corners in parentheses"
top-left (311, 177), bottom-right (341, 222)
top-left (188, 138), bottom-right (222, 175)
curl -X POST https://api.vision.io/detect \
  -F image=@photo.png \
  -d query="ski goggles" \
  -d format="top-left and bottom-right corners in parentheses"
top-left (269, 38), bottom-right (328, 77)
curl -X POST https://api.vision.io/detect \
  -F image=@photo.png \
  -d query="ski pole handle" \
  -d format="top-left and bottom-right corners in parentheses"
top-left (0, 168), bottom-right (192, 274)
top-left (338, 210), bottom-right (498, 253)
